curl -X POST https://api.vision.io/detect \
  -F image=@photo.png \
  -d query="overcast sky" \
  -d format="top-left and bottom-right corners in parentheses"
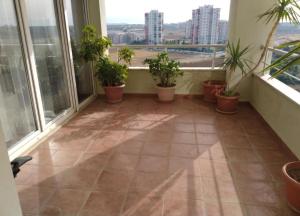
top-left (105, 0), bottom-right (231, 24)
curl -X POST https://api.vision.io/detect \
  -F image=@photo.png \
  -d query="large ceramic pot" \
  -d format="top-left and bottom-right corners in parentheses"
top-left (216, 92), bottom-right (240, 114)
top-left (203, 80), bottom-right (226, 103)
top-left (157, 85), bottom-right (176, 102)
top-left (103, 84), bottom-right (125, 103)
top-left (282, 161), bottom-right (300, 213)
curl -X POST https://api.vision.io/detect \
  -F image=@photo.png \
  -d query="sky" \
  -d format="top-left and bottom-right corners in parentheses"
top-left (105, 0), bottom-right (231, 24)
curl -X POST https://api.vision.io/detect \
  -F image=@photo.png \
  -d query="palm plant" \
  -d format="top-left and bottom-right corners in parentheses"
top-left (223, 40), bottom-right (250, 96)
top-left (263, 40), bottom-right (300, 77)
top-left (252, 0), bottom-right (300, 73)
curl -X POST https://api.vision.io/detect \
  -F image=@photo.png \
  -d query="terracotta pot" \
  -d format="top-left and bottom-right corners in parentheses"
top-left (157, 85), bottom-right (176, 102)
top-left (203, 80), bottom-right (226, 103)
top-left (103, 84), bottom-right (125, 103)
top-left (216, 92), bottom-right (240, 114)
top-left (283, 161), bottom-right (300, 213)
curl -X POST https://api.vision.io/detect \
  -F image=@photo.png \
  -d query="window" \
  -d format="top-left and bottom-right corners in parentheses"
top-left (25, 0), bottom-right (72, 123)
top-left (105, 0), bottom-right (231, 67)
top-left (0, 0), bottom-right (37, 148)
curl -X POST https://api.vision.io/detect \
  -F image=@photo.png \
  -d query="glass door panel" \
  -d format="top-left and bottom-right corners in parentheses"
top-left (0, 0), bottom-right (37, 148)
top-left (25, 0), bottom-right (71, 123)
top-left (65, 0), bottom-right (93, 103)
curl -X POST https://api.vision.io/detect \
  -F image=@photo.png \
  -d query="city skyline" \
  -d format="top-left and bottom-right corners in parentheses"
top-left (105, 0), bottom-right (231, 24)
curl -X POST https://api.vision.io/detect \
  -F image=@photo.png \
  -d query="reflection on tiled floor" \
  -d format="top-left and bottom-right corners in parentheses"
top-left (16, 96), bottom-right (298, 216)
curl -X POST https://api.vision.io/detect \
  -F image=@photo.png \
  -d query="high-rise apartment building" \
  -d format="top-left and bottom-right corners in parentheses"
top-left (218, 20), bottom-right (228, 43)
top-left (145, 10), bottom-right (164, 44)
top-left (185, 19), bottom-right (192, 39)
top-left (191, 5), bottom-right (220, 44)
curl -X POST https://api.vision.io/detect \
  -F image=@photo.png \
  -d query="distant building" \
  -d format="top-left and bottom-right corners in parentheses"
top-left (145, 10), bottom-right (164, 44)
top-left (191, 5), bottom-right (220, 44)
top-left (185, 20), bottom-right (192, 39)
top-left (218, 20), bottom-right (228, 43)
top-left (108, 32), bottom-right (142, 44)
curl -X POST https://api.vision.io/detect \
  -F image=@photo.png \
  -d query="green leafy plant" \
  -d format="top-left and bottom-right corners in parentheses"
top-left (263, 40), bottom-right (300, 77)
top-left (96, 48), bottom-right (134, 86)
top-left (80, 25), bottom-right (111, 62)
top-left (223, 40), bottom-right (251, 96)
top-left (80, 25), bottom-right (134, 87)
top-left (252, 0), bottom-right (300, 73)
top-left (144, 52), bottom-right (183, 87)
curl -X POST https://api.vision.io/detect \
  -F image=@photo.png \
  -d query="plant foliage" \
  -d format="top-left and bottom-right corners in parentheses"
top-left (144, 52), bottom-right (183, 87)
top-left (258, 0), bottom-right (300, 24)
top-left (80, 25), bottom-right (112, 62)
top-left (96, 57), bottom-right (128, 86)
top-left (253, 0), bottom-right (300, 73)
top-left (263, 40), bottom-right (300, 78)
top-left (223, 40), bottom-right (251, 96)
top-left (80, 25), bottom-right (134, 87)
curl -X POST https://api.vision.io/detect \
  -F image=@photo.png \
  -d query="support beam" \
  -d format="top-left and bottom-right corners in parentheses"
top-left (0, 124), bottom-right (23, 216)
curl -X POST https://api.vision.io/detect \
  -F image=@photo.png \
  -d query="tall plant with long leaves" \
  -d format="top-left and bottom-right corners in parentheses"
top-left (251, 0), bottom-right (300, 73)
top-left (223, 40), bottom-right (250, 96)
top-left (263, 40), bottom-right (300, 77)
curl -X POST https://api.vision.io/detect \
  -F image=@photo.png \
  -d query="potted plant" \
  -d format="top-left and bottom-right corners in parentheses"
top-left (80, 25), bottom-right (134, 103)
top-left (203, 80), bottom-right (226, 103)
top-left (96, 47), bottom-right (134, 103)
top-left (144, 52), bottom-right (183, 102)
top-left (282, 162), bottom-right (300, 213)
top-left (216, 40), bottom-right (250, 114)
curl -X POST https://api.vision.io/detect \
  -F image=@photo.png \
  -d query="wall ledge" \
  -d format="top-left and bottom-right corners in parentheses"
top-left (128, 67), bottom-right (225, 72)
top-left (255, 74), bottom-right (300, 107)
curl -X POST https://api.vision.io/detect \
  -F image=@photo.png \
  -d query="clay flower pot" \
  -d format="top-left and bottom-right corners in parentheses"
top-left (216, 92), bottom-right (240, 114)
top-left (282, 161), bottom-right (300, 213)
top-left (157, 85), bottom-right (176, 102)
top-left (103, 84), bottom-right (125, 103)
top-left (203, 80), bottom-right (226, 103)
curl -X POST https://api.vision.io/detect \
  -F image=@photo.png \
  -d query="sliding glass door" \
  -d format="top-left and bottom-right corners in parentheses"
top-left (65, 0), bottom-right (94, 103)
top-left (0, 0), bottom-right (37, 148)
top-left (0, 0), bottom-right (92, 151)
top-left (24, 0), bottom-right (72, 123)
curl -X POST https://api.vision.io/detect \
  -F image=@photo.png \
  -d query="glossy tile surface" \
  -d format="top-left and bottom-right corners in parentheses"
top-left (16, 96), bottom-right (297, 216)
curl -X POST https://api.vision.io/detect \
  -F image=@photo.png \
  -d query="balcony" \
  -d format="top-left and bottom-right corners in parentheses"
top-left (1, 0), bottom-right (300, 215)
top-left (15, 96), bottom-right (297, 215)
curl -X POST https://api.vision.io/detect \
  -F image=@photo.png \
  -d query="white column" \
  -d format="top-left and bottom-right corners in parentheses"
top-left (87, 0), bottom-right (107, 36)
top-left (227, 0), bottom-right (276, 100)
top-left (0, 124), bottom-right (23, 216)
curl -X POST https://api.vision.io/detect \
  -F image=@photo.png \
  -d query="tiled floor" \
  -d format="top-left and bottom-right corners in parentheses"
top-left (16, 96), bottom-right (298, 216)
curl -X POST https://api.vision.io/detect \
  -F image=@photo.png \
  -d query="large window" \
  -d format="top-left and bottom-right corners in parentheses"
top-left (25, 0), bottom-right (72, 123)
top-left (105, 0), bottom-right (230, 67)
top-left (66, 0), bottom-right (94, 103)
top-left (0, 0), bottom-right (37, 148)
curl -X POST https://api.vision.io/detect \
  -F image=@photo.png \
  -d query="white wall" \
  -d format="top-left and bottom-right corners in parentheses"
top-left (251, 75), bottom-right (300, 158)
top-left (0, 124), bottom-right (23, 216)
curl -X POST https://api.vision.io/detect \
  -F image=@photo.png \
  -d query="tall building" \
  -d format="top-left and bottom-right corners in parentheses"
top-left (218, 20), bottom-right (228, 43)
top-left (191, 5), bottom-right (220, 44)
top-left (145, 10), bottom-right (164, 44)
top-left (185, 20), bottom-right (192, 39)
